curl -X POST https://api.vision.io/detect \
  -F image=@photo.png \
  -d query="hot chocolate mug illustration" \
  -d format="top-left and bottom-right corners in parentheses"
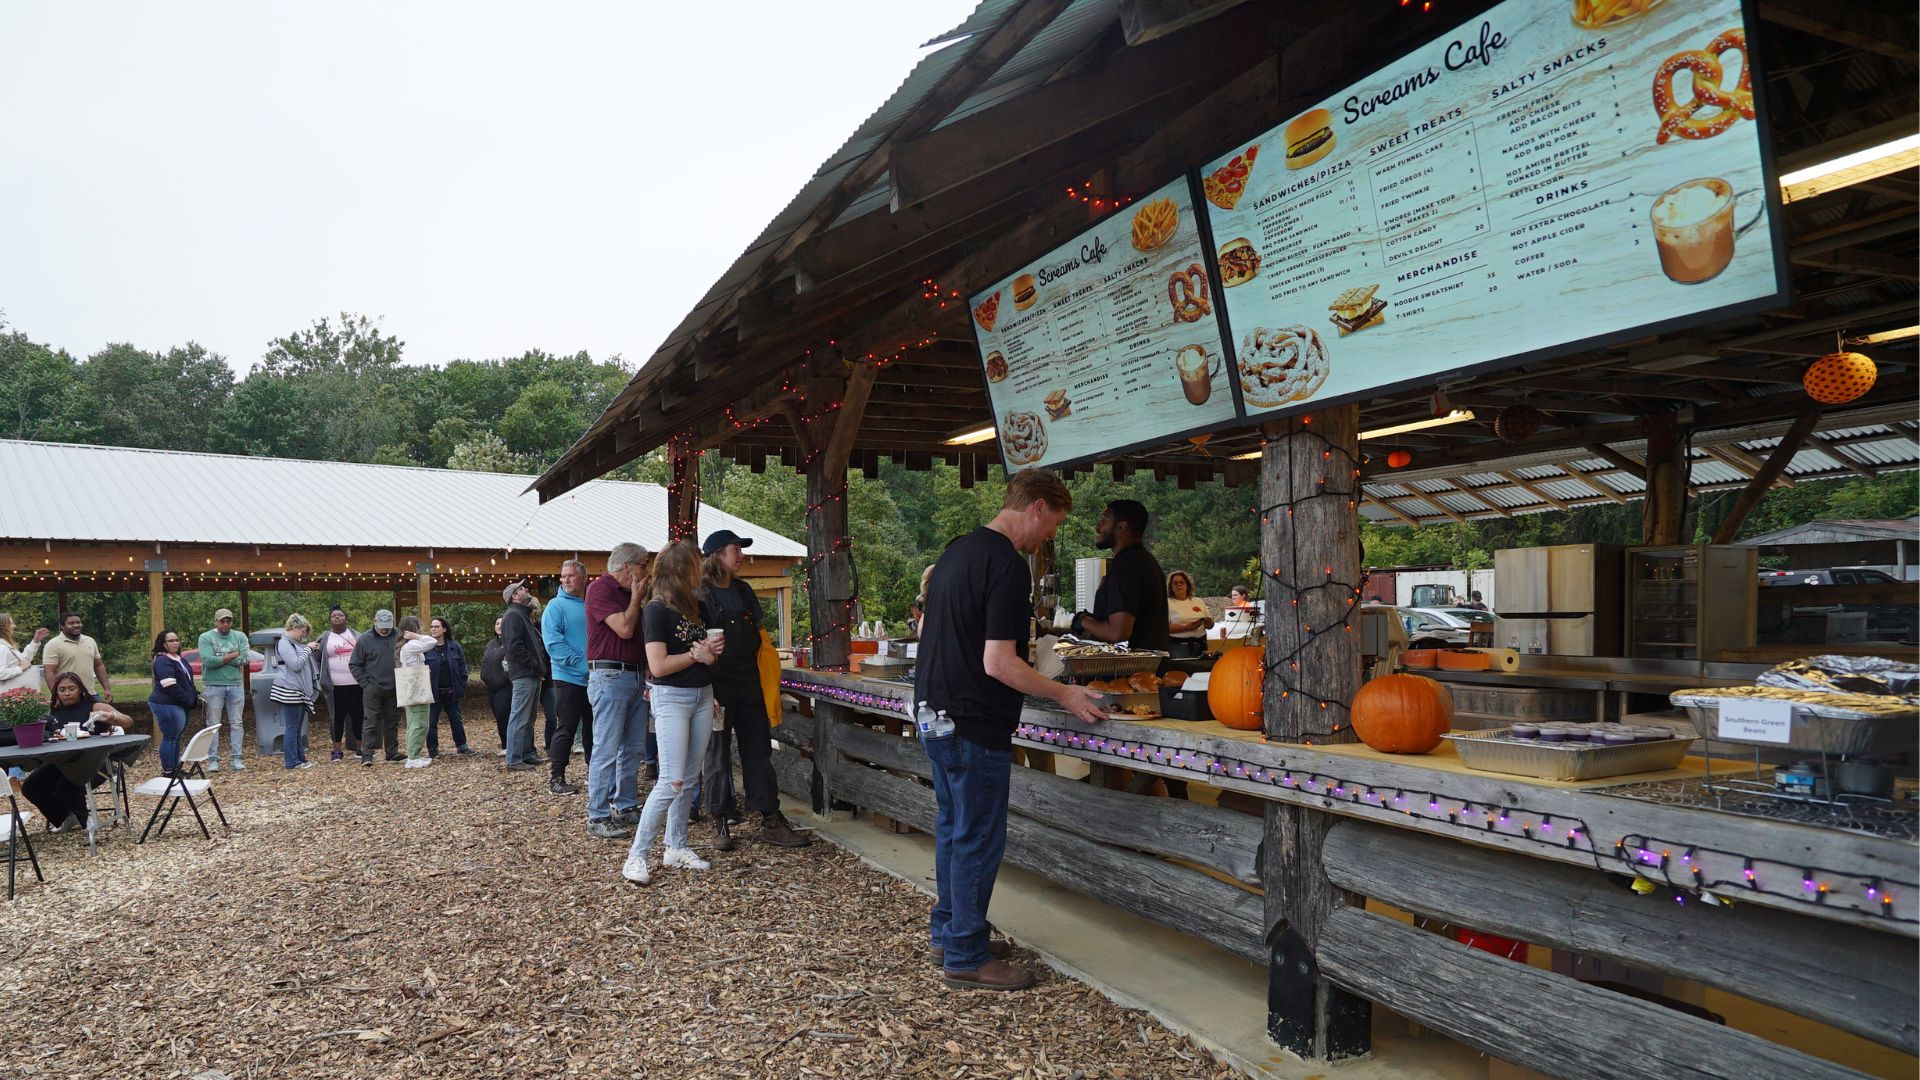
top-left (1650, 177), bottom-right (1762, 284)
top-left (1175, 344), bottom-right (1224, 405)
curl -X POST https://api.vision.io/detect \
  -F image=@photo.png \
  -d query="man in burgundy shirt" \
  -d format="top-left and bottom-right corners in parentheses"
top-left (583, 542), bottom-right (656, 839)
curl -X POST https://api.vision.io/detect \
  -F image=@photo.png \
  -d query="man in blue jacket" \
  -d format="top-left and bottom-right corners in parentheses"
top-left (541, 559), bottom-right (594, 795)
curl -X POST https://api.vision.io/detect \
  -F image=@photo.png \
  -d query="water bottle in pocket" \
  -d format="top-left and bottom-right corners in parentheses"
top-left (914, 702), bottom-right (955, 740)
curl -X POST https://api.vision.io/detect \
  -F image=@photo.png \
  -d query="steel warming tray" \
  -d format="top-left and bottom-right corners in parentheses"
top-left (1669, 687), bottom-right (1918, 755)
top-left (1443, 727), bottom-right (1692, 781)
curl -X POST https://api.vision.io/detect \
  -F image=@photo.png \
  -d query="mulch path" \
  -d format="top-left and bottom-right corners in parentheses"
top-left (0, 720), bottom-right (1234, 1078)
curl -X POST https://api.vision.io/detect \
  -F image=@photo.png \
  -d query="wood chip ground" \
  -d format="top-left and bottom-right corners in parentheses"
top-left (0, 715), bottom-right (1237, 1078)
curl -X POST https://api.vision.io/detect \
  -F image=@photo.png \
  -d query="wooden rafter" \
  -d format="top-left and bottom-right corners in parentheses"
top-left (1497, 471), bottom-right (1572, 512)
top-left (1364, 496), bottom-right (1422, 528)
top-left (1701, 445), bottom-right (1796, 489)
top-left (1712, 408), bottom-right (1826, 543)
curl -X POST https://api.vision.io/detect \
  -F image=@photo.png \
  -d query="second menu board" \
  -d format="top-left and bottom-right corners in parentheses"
top-left (1198, 0), bottom-right (1786, 416)
top-left (969, 175), bottom-right (1238, 470)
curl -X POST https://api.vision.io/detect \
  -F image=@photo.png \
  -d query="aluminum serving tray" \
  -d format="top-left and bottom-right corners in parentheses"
top-left (1443, 728), bottom-right (1692, 781)
top-left (1059, 653), bottom-right (1169, 682)
top-left (1669, 689), bottom-right (1918, 755)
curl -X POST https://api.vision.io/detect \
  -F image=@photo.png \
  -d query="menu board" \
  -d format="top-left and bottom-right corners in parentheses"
top-left (1198, 0), bottom-right (1786, 416)
top-left (968, 175), bottom-right (1238, 470)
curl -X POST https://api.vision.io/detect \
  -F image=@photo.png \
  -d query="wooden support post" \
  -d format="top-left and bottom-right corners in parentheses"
top-left (239, 589), bottom-right (252, 636)
top-left (1640, 412), bottom-right (1691, 545)
top-left (145, 560), bottom-right (167, 643)
top-left (667, 435), bottom-right (701, 545)
top-left (1712, 407), bottom-right (1824, 544)
top-left (416, 563), bottom-right (433, 626)
top-left (1258, 406), bottom-right (1370, 1062)
top-left (777, 586), bottom-right (792, 648)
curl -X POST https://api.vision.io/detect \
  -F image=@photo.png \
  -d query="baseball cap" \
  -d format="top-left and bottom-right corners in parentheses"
top-left (373, 609), bottom-right (395, 629)
top-left (701, 529), bottom-right (754, 556)
top-left (501, 580), bottom-right (528, 603)
top-left (214, 608), bottom-right (236, 622)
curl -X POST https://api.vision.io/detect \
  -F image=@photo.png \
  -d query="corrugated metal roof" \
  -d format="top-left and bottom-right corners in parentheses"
top-left (0, 441), bottom-right (803, 556)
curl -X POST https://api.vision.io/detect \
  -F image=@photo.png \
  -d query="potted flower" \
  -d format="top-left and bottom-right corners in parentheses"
top-left (0, 687), bottom-right (51, 749)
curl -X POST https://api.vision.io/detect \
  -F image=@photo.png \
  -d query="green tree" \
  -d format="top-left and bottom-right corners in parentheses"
top-left (0, 331), bottom-right (82, 441)
top-left (73, 342), bottom-right (234, 450)
top-left (446, 432), bottom-right (525, 474)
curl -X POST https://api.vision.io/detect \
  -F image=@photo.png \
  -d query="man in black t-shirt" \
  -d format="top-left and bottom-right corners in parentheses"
top-left (697, 529), bottom-right (809, 852)
top-left (914, 470), bottom-right (1105, 992)
top-left (1072, 499), bottom-right (1171, 653)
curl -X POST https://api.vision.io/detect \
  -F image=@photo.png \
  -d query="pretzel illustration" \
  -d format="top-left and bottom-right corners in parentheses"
top-left (1169, 264), bottom-right (1211, 324)
top-left (1653, 29), bottom-right (1753, 145)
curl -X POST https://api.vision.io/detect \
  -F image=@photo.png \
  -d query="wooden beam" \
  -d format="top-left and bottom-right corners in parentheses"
top-left (1559, 462), bottom-right (1630, 504)
top-left (1458, 487), bottom-right (1513, 518)
top-left (1759, 0), bottom-right (1917, 61)
top-left (889, 5), bottom-right (1270, 206)
top-left (1318, 907), bottom-right (1872, 1080)
top-left (1792, 246), bottom-right (1920, 281)
top-left (1810, 434), bottom-right (1878, 477)
top-left (822, 361), bottom-right (881, 476)
top-left (1364, 496), bottom-right (1421, 527)
top-left (1409, 490), bottom-right (1468, 524)
top-left (147, 568), bottom-right (165, 644)
top-left (1701, 445), bottom-right (1794, 488)
top-left (1496, 471), bottom-right (1571, 512)
top-left (1712, 407), bottom-right (1825, 543)
top-left (1119, 0), bottom-right (1254, 45)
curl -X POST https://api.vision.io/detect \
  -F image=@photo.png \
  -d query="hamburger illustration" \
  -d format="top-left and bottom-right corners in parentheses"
top-left (1218, 238), bottom-right (1262, 287)
top-left (1285, 108), bottom-right (1336, 170)
top-left (1043, 388), bottom-right (1072, 420)
top-left (1013, 273), bottom-right (1038, 310)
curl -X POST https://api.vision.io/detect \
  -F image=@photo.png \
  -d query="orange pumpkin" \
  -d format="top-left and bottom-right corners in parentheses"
top-left (1208, 646), bottom-right (1266, 730)
top-left (1351, 673), bottom-right (1455, 754)
top-left (1803, 351), bottom-right (1876, 404)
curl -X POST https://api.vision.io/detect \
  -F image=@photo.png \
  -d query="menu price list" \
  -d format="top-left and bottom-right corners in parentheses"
top-left (1197, 0), bottom-right (1782, 413)
top-left (970, 174), bottom-right (1239, 470)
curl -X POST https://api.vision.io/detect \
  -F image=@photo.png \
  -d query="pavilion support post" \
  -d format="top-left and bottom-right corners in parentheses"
top-left (777, 585), bottom-right (792, 648)
top-left (145, 560), bottom-right (167, 644)
top-left (416, 563), bottom-right (433, 626)
top-left (55, 588), bottom-right (68, 619)
top-left (667, 434), bottom-right (702, 546)
top-left (1258, 407), bottom-right (1370, 1062)
top-left (1640, 411), bottom-right (1692, 545)
top-left (1711, 407), bottom-right (1824, 544)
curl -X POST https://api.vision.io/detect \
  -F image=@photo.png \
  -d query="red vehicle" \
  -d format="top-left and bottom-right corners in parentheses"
top-left (180, 648), bottom-right (265, 676)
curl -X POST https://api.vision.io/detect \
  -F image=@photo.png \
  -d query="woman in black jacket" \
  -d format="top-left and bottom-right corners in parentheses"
top-left (147, 628), bottom-right (199, 772)
top-left (479, 616), bottom-right (512, 752)
top-left (425, 616), bottom-right (473, 757)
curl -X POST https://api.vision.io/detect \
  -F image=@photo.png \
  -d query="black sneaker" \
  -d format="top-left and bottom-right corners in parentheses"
top-left (588, 818), bottom-right (635, 839)
top-left (549, 779), bottom-right (581, 796)
top-left (455, 746), bottom-right (477, 756)
top-left (614, 807), bottom-right (640, 826)
top-left (361, 756), bottom-right (376, 767)
top-left (506, 762), bottom-right (534, 773)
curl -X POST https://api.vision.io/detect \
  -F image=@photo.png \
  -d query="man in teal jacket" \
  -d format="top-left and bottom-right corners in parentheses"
top-left (541, 560), bottom-right (594, 795)
top-left (198, 609), bottom-right (250, 771)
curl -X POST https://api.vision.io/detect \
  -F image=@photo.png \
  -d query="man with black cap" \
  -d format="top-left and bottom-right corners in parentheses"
top-left (1072, 499), bottom-right (1172, 654)
top-left (699, 529), bottom-right (809, 850)
top-left (348, 609), bottom-right (404, 765)
top-left (500, 579), bottom-right (549, 772)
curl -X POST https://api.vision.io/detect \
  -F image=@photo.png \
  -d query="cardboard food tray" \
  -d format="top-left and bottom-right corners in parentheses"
top-left (1443, 728), bottom-right (1692, 781)
top-left (1093, 689), bottom-right (1162, 718)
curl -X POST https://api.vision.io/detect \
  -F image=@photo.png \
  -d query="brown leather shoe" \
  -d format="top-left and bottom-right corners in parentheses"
top-left (713, 816), bottom-right (736, 852)
top-left (759, 812), bottom-right (812, 848)
top-left (942, 958), bottom-right (1033, 992)
top-left (928, 937), bottom-right (1012, 968)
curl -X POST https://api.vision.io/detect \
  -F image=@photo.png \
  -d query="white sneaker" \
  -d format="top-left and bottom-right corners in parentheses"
top-left (405, 757), bottom-right (432, 769)
top-left (662, 848), bottom-right (710, 871)
top-left (230, 760), bottom-right (246, 771)
top-left (206, 761), bottom-right (220, 773)
top-left (621, 856), bottom-right (651, 885)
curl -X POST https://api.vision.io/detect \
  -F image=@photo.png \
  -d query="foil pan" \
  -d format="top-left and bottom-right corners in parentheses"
top-left (1443, 728), bottom-right (1692, 781)
top-left (1670, 687), bottom-right (1918, 754)
top-left (1756, 655), bottom-right (1919, 701)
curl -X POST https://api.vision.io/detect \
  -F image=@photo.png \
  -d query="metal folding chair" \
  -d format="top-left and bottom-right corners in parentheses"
top-left (135, 725), bottom-right (230, 843)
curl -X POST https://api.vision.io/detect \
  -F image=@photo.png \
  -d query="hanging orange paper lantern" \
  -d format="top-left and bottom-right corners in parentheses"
top-left (1386, 450), bottom-right (1413, 469)
top-left (1803, 352), bottom-right (1876, 404)
top-left (1494, 404), bottom-right (1544, 443)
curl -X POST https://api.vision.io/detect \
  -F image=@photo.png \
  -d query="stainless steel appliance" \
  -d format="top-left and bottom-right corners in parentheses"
top-left (1626, 545), bottom-right (1756, 661)
top-left (1493, 544), bottom-right (1623, 656)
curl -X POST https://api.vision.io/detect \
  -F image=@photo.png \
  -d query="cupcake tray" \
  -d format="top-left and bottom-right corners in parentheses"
top-left (1443, 727), bottom-right (1693, 782)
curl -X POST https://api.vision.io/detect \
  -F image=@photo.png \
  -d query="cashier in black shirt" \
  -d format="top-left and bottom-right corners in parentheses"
top-left (1072, 499), bottom-right (1172, 653)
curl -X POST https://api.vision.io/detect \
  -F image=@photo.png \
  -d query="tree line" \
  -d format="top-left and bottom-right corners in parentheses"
top-left (1, 311), bottom-right (1910, 670)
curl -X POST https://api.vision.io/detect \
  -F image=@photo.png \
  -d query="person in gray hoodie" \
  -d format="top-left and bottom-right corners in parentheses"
top-left (501, 581), bottom-right (549, 772)
top-left (348, 609), bottom-right (403, 766)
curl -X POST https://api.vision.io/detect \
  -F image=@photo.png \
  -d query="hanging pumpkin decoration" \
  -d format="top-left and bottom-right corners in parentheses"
top-left (1351, 673), bottom-right (1455, 754)
top-left (1803, 351), bottom-right (1876, 404)
top-left (1208, 646), bottom-right (1266, 731)
top-left (1494, 404), bottom-right (1544, 443)
top-left (1386, 449), bottom-right (1413, 469)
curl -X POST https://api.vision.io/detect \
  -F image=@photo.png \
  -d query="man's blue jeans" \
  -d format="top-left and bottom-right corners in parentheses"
top-left (202, 684), bottom-right (246, 764)
top-left (586, 669), bottom-right (651, 821)
top-left (923, 731), bottom-right (1013, 972)
top-left (506, 677), bottom-right (541, 765)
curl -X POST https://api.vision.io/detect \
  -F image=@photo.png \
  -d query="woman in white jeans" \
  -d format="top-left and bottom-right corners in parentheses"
top-left (623, 542), bottom-right (724, 885)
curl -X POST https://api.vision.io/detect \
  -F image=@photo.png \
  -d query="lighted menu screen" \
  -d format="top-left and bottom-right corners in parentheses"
top-left (967, 174), bottom-right (1239, 471)
top-left (1198, 0), bottom-right (1786, 417)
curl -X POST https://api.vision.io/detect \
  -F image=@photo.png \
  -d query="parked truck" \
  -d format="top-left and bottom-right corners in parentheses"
top-left (1363, 565), bottom-right (1497, 611)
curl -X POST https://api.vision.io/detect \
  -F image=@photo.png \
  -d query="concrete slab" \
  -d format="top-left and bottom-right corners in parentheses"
top-left (785, 796), bottom-right (1489, 1080)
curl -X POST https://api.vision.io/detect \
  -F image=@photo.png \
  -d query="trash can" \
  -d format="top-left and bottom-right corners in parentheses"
top-left (250, 629), bottom-right (285, 755)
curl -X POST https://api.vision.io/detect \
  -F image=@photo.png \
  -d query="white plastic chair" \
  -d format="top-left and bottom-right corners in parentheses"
top-left (3, 777), bottom-right (42, 900)
top-left (135, 724), bottom-right (230, 843)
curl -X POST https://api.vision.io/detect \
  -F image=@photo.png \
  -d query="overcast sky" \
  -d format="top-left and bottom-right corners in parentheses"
top-left (0, 1), bottom-right (978, 373)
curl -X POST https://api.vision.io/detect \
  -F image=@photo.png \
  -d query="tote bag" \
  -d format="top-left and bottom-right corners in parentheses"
top-left (395, 665), bottom-right (435, 708)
